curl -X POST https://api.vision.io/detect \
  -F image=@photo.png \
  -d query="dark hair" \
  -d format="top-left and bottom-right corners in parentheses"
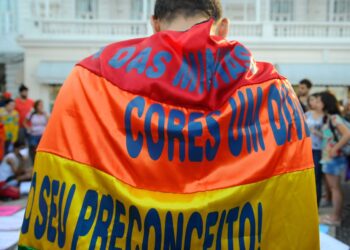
top-left (19, 84), bottom-right (28, 92)
top-left (299, 79), bottom-right (313, 89)
top-left (154, 0), bottom-right (223, 22)
top-left (4, 98), bottom-right (14, 106)
top-left (319, 91), bottom-right (341, 123)
top-left (33, 100), bottom-right (42, 113)
top-left (14, 140), bottom-right (25, 149)
top-left (28, 100), bottom-right (43, 122)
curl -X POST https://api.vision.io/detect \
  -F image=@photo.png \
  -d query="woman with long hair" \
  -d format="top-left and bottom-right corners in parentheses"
top-left (318, 91), bottom-right (350, 225)
top-left (23, 100), bottom-right (49, 164)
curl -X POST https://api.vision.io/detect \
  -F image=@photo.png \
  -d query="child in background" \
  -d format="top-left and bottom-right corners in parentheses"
top-left (0, 99), bottom-right (19, 154)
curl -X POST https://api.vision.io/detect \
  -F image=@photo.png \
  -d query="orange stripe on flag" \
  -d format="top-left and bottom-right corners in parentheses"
top-left (38, 66), bottom-right (313, 193)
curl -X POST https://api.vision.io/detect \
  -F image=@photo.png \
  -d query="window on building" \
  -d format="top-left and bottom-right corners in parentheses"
top-left (271, 0), bottom-right (294, 21)
top-left (131, 0), bottom-right (143, 20)
top-left (222, 0), bottom-right (258, 21)
top-left (31, 0), bottom-right (61, 18)
top-left (76, 0), bottom-right (98, 19)
top-left (331, 0), bottom-right (350, 21)
top-left (49, 85), bottom-right (61, 112)
top-left (0, 0), bottom-right (17, 34)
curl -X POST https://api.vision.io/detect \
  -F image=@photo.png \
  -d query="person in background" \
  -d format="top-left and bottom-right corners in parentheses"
top-left (0, 92), bottom-right (12, 107)
top-left (305, 93), bottom-right (323, 206)
top-left (0, 99), bottom-right (19, 154)
top-left (15, 84), bottom-right (34, 143)
top-left (343, 98), bottom-right (350, 122)
top-left (297, 79), bottom-right (313, 112)
top-left (0, 140), bottom-right (32, 189)
top-left (23, 100), bottom-right (49, 164)
top-left (0, 92), bottom-right (12, 160)
top-left (318, 91), bottom-right (350, 226)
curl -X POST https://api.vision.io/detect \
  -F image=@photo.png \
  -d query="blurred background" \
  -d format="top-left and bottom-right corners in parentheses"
top-left (0, 0), bottom-right (349, 111)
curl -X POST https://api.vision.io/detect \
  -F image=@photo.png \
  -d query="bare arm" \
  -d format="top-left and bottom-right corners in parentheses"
top-left (23, 118), bottom-right (30, 130)
top-left (6, 158), bottom-right (24, 176)
top-left (333, 123), bottom-right (350, 152)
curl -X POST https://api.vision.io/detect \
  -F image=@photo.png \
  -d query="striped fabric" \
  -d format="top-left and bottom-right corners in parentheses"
top-left (19, 20), bottom-right (319, 249)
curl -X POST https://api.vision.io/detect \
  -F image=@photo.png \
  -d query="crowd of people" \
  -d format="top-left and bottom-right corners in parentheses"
top-left (299, 79), bottom-right (350, 226)
top-left (0, 84), bottom-right (49, 199)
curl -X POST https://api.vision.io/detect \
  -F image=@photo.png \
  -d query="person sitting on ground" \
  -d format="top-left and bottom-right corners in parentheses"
top-left (0, 140), bottom-right (32, 189)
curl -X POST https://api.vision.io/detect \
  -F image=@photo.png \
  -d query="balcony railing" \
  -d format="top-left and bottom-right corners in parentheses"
top-left (30, 19), bottom-right (149, 38)
top-left (274, 22), bottom-right (350, 38)
top-left (230, 22), bottom-right (350, 39)
top-left (229, 22), bottom-right (263, 37)
top-left (24, 18), bottom-right (350, 41)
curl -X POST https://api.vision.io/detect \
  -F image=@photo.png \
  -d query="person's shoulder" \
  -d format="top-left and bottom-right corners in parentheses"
top-left (77, 37), bottom-right (146, 74)
top-left (5, 152), bottom-right (16, 162)
top-left (305, 110), bottom-right (312, 117)
top-left (330, 114), bottom-right (344, 126)
top-left (225, 40), bottom-right (286, 85)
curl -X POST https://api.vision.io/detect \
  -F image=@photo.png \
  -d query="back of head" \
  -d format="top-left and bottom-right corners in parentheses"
top-left (14, 140), bottom-right (25, 149)
top-left (154, 0), bottom-right (223, 23)
top-left (319, 91), bottom-right (340, 115)
top-left (4, 98), bottom-right (14, 107)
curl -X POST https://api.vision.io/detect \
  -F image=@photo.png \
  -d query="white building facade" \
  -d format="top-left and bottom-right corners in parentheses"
top-left (1, 0), bottom-right (350, 111)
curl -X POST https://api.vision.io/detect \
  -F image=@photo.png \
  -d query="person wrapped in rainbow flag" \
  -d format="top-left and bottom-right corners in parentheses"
top-left (19, 0), bottom-right (319, 249)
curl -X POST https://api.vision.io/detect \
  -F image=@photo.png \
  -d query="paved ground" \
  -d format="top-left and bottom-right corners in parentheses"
top-left (319, 181), bottom-right (350, 246)
top-left (336, 182), bottom-right (350, 245)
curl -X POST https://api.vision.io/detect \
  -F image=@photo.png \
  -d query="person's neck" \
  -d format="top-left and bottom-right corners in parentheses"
top-left (161, 15), bottom-right (209, 32)
top-left (314, 110), bottom-right (323, 116)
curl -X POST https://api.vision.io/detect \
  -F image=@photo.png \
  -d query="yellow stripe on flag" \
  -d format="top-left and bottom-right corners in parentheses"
top-left (19, 152), bottom-right (319, 250)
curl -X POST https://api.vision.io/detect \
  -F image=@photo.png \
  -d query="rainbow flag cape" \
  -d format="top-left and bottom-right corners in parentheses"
top-left (19, 20), bottom-right (319, 249)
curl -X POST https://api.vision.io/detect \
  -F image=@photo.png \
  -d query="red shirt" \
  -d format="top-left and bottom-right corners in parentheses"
top-left (15, 98), bottom-right (34, 127)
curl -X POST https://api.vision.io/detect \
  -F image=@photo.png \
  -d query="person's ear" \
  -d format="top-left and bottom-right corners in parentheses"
top-left (151, 15), bottom-right (161, 33)
top-left (215, 18), bottom-right (229, 38)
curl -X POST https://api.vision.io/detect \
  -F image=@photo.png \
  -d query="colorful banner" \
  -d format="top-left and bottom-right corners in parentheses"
top-left (19, 19), bottom-right (319, 249)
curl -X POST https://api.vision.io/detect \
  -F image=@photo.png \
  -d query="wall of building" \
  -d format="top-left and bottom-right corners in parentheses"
top-left (22, 42), bottom-right (99, 111)
top-left (11, 0), bottom-right (350, 112)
